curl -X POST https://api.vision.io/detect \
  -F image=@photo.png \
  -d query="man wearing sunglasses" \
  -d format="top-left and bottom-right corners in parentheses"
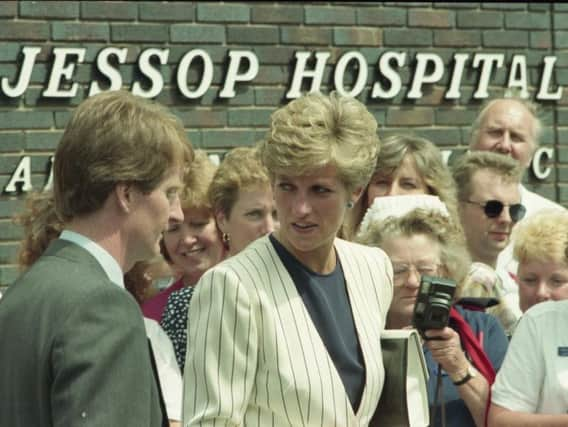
top-left (468, 97), bottom-right (566, 315)
top-left (452, 151), bottom-right (526, 320)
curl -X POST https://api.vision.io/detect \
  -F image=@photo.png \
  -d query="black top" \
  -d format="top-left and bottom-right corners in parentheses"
top-left (161, 285), bottom-right (195, 373)
top-left (270, 234), bottom-right (365, 411)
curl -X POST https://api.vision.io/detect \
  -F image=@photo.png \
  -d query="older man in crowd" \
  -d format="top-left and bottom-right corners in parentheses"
top-left (469, 97), bottom-right (565, 315)
top-left (470, 96), bottom-right (563, 213)
top-left (452, 151), bottom-right (526, 320)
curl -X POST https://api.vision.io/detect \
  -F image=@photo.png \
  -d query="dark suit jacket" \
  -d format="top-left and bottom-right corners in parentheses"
top-left (0, 239), bottom-right (163, 427)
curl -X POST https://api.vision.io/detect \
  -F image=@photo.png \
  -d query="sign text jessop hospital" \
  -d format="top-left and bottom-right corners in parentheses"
top-left (1, 46), bottom-right (564, 101)
top-left (1, 46), bottom-right (561, 194)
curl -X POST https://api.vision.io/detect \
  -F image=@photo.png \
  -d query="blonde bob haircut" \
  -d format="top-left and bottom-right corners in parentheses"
top-left (451, 151), bottom-right (523, 203)
top-left (181, 150), bottom-right (217, 211)
top-left (356, 208), bottom-right (471, 298)
top-left (208, 146), bottom-right (271, 218)
top-left (343, 134), bottom-right (458, 241)
top-left (258, 91), bottom-right (380, 192)
top-left (54, 90), bottom-right (193, 221)
top-left (513, 209), bottom-right (568, 265)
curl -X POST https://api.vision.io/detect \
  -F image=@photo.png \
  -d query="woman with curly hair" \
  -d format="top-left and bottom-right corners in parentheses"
top-left (357, 208), bottom-right (508, 427)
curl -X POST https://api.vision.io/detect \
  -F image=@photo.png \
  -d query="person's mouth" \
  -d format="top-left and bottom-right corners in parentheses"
top-left (181, 246), bottom-right (204, 257)
top-left (489, 231), bottom-right (509, 241)
top-left (292, 222), bottom-right (317, 232)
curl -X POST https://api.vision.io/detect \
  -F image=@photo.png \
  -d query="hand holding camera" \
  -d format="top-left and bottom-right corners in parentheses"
top-left (424, 327), bottom-right (472, 384)
top-left (412, 275), bottom-right (474, 384)
top-left (412, 275), bottom-right (456, 340)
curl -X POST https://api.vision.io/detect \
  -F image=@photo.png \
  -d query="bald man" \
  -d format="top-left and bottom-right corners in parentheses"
top-left (470, 97), bottom-right (564, 319)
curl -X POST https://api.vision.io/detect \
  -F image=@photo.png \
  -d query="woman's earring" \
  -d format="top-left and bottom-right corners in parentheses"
top-left (346, 201), bottom-right (354, 209)
top-left (222, 233), bottom-right (230, 244)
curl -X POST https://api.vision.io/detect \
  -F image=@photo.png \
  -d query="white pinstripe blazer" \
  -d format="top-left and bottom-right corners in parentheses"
top-left (183, 235), bottom-right (393, 427)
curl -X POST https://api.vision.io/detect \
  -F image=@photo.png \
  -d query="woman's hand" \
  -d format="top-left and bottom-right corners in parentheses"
top-left (424, 327), bottom-right (469, 380)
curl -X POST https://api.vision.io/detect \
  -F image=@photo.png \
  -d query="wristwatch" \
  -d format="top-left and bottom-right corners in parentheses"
top-left (452, 364), bottom-right (477, 386)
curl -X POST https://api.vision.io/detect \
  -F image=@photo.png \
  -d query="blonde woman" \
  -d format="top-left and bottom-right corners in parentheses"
top-left (342, 134), bottom-right (459, 241)
top-left (183, 92), bottom-right (393, 427)
top-left (489, 211), bottom-right (568, 424)
top-left (153, 151), bottom-right (225, 371)
top-left (511, 209), bottom-right (568, 312)
top-left (208, 146), bottom-right (278, 256)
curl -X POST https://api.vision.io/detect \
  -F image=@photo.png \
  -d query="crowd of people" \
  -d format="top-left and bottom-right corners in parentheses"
top-left (0, 89), bottom-right (567, 427)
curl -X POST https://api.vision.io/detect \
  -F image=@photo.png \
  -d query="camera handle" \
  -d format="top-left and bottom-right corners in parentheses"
top-left (430, 363), bottom-right (447, 427)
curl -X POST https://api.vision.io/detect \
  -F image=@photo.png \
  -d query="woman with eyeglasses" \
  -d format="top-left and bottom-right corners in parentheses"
top-left (349, 141), bottom-right (519, 334)
top-left (357, 208), bottom-right (508, 427)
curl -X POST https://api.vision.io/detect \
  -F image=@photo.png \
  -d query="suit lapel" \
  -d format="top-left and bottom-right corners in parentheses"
top-left (265, 239), bottom-right (358, 424)
top-left (336, 240), bottom-right (384, 421)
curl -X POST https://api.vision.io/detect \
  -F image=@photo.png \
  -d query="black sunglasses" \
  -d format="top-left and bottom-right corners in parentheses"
top-left (465, 199), bottom-right (526, 222)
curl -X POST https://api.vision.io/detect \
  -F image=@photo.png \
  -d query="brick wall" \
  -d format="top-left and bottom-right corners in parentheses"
top-left (0, 1), bottom-right (566, 290)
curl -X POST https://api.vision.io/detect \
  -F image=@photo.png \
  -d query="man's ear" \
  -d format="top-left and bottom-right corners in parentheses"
top-left (115, 183), bottom-right (134, 213)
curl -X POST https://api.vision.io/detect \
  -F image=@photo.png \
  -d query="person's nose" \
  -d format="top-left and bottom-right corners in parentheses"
top-left (180, 227), bottom-right (199, 246)
top-left (496, 204), bottom-right (513, 224)
top-left (169, 195), bottom-right (184, 223)
top-left (405, 267), bottom-right (421, 289)
top-left (262, 214), bottom-right (277, 234)
top-left (535, 281), bottom-right (551, 302)
top-left (292, 193), bottom-right (312, 216)
top-left (496, 132), bottom-right (512, 154)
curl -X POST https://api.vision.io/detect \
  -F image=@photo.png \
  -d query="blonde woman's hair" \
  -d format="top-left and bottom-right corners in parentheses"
top-left (208, 146), bottom-right (271, 218)
top-left (451, 151), bottom-right (523, 202)
top-left (181, 150), bottom-right (217, 211)
top-left (258, 91), bottom-right (380, 192)
top-left (356, 208), bottom-right (471, 298)
top-left (513, 209), bottom-right (568, 265)
top-left (343, 134), bottom-right (458, 240)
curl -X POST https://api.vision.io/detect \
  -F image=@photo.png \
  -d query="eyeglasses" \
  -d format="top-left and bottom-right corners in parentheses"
top-left (465, 199), bottom-right (526, 223)
top-left (392, 263), bottom-right (439, 282)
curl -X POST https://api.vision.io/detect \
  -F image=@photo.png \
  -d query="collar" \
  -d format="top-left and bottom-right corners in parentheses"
top-left (60, 230), bottom-right (124, 288)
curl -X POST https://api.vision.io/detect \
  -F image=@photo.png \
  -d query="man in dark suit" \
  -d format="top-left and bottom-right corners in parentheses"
top-left (0, 91), bottom-right (193, 427)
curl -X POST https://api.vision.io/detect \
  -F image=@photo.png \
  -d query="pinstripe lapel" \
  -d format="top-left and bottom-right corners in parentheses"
top-left (335, 239), bottom-right (385, 423)
top-left (259, 237), bottom-right (359, 425)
